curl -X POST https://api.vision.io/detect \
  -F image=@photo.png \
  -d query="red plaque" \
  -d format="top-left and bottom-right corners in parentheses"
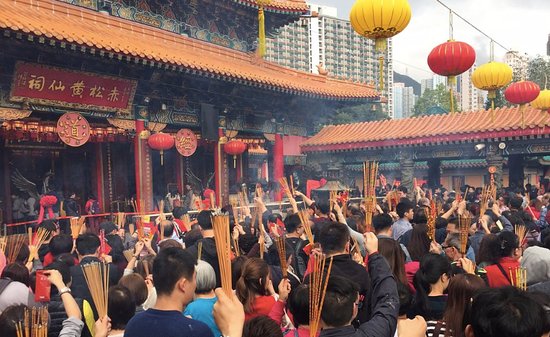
top-left (56, 112), bottom-right (90, 147)
top-left (10, 62), bottom-right (137, 114)
top-left (175, 128), bottom-right (198, 157)
top-left (488, 166), bottom-right (497, 174)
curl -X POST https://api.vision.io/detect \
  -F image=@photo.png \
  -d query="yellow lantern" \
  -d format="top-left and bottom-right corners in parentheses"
top-left (471, 61), bottom-right (513, 110)
top-left (350, 0), bottom-right (412, 90)
top-left (531, 89), bottom-right (550, 112)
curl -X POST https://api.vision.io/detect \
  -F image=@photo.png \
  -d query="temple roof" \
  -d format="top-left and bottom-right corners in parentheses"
top-left (302, 107), bottom-right (550, 152)
top-left (233, 0), bottom-right (308, 12)
top-left (0, 0), bottom-right (377, 101)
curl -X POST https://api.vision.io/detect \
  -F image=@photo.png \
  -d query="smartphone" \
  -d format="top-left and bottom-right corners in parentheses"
top-left (35, 270), bottom-right (51, 302)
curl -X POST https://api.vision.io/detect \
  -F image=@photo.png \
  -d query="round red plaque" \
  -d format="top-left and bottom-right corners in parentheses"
top-left (175, 128), bottom-right (198, 157)
top-left (488, 166), bottom-right (497, 174)
top-left (56, 112), bottom-right (90, 147)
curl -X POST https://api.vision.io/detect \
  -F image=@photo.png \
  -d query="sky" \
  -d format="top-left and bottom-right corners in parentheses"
top-left (310, 0), bottom-right (550, 82)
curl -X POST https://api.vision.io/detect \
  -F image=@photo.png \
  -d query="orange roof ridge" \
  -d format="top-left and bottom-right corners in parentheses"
top-left (0, 0), bottom-right (377, 100)
top-left (302, 107), bottom-right (550, 151)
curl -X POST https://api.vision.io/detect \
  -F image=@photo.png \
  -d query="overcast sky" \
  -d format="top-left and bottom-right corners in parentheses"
top-left (310, 0), bottom-right (550, 81)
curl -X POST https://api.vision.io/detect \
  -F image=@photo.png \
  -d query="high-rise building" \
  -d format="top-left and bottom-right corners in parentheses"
top-left (547, 34), bottom-right (550, 56)
top-left (458, 66), bottom-right (481, 112)
top-left (504, 50), bottom-right (530, 80)
top-left (266, 3), bottom-right (393, 117)
top-left (393, 82), bottom-right (415, 119)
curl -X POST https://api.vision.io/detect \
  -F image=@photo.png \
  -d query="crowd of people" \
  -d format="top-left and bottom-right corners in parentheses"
top-left (1, 180), bottom-right (550, 337)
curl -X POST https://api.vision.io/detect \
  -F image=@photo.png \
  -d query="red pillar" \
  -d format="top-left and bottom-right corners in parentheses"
top-left (273, 134), bottom-right (284, 201)
top-left (175, 155), bottom-right (185, 194)
top-left (236, 154), bottom-right (243, 183)
top-left (134, 121), bottom-right (153, 211)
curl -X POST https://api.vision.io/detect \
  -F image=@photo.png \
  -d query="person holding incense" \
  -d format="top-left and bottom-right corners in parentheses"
top-left (483, 231), bottom-right (522, 288)
top-left (236, 257), bottom-right (278, 321)
top-left (124, 247), bottom-right (213, 337)
top-left (315, 222), bottom-right (371, 325)
top-left (318, 232), bottom-right (399, 337)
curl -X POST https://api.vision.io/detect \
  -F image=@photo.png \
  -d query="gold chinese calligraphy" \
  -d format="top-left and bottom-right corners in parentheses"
top-left (56, 112), bottom-right (90, 147)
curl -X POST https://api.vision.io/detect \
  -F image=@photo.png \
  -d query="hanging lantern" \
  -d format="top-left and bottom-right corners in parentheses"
top-left (505, 81), bottom-right (541, 128)
top-left (428, 41), bottom-right (476, 113)
top-left (472, 62), bottom-right (513, 109)
top-left (532, 89), bottom-right (550, 113)
top-left (148, 132), bottom-right (174, 165)
top-left (224, 139), bottom-right (247, 167)
top-left (350, 0), bottom-right (412, 90)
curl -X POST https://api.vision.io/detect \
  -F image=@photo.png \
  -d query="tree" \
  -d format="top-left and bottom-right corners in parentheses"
top-left (484, 89), bottom-right (508, 110)
top-left (527, 56), bottom-right (550, 88)
top-left (330, 103), bottom-right (389, 125)
top-left (413, 84), bottom-right (456, 116)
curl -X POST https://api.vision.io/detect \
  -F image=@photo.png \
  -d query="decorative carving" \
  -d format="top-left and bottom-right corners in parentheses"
top-left (0, 108), bottom-right (32, 121)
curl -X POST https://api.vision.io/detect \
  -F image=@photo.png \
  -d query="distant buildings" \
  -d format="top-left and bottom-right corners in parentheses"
top-left (504, 50), bottom-right (530, 80)
top-left (266, 3), bottom-right (393, 117)
top-left (547, 34), bottom-right (550, 56)
top-left (393, 83), bottom-right (415, 119)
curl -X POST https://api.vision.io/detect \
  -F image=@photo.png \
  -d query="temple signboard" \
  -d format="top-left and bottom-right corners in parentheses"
top-left (10, 62), bottom-right (137, 114)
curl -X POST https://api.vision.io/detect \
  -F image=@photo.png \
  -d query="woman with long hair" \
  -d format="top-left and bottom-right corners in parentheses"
top-left (410, 253), bottom-right (451, 320)
top-left (426, 274), bottom-right (486, 337)
top-left (378, 238), bottom-right (408, 286)
top-left (484, 231), bottom-right (521, 288)
top-left (236, 257), bottom-right (277, 320)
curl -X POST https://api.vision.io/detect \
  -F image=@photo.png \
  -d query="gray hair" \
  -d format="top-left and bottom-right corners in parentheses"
top-left (195, 260), bottom-right (216, 294)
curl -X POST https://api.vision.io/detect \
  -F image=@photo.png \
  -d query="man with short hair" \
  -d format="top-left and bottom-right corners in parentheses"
top-left (465, 287), bottom-right (548, 337)
top-left (187, 210), bottom-right (222, 287)
top-left (392, 201), bottom-right (414, 241)
top-left (125, 247), bottom-right (213, 337)
top-left (373, 214), bottom-right (411, 262)
top-left (319, 233), bottom-right (399, 337)
top-left (317, 222), bottom-right (371, 324)
top-left (284, 213), bottom-right (308, 280)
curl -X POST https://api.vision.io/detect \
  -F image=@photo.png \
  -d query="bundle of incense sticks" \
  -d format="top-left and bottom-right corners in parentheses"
top-left (458, 214), bottom-right (471, 255)
top-left (210, 191), bottom-right (216, 209)
top-left (509, 267), bottom-right (527, 291)
top-left (479, 184), bottom-right (494, 217)
top-left (298, 209), bottom-right (314, 244)
top-left (158, 200), bottom-right (166, 221)
top-left (70, 217), bottom-right (86, 240)
top-left (116, 212), bottom-right (126, 228)
top-left (197, 240), bottom-right (203, 261)
top-left (275, 235), bottom-right (288, 278)
top-left (329, 190), bottom-right (338, 213)
top-left (211, 213), bottom-right (233, 296)
top-left (255, 184), bottom-right (264, 199)
top-left (232, 231), bottom-right (241, 257)
top-left (123, 249), bottom-right (135, 263)
top-left (278, 177), bottom-right (293, 200)
top-left (182, 214), bottom-right (192, 232)
top-left (427, 200), bottom-right (436, 241)
top-left (15, 306), bottom-right (49, 337)
top-left (6, 234), bottom-right (26, 264)
top-left (81, 262), bottom-right (109, 318)
top-left (309, 255), bottom-right (333, 337)
top-left (363, 161), bottom-right (379, 232)
top-left (28, 228), bottom-right (51, 262)
top-left (0, 236), bottom-right (6, 254)
top-left (289, 175), bottom-right (295, 196)
top-left (515, 225), bottom-right (527, 246)
top-left (241, 184), bottom-right (250, 206)
top-left (386, 190), bottom-right (399, 213)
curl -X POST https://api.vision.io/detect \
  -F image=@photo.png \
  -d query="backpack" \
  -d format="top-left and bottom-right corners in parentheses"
top-left (285, 238), bottom-right (308, 280)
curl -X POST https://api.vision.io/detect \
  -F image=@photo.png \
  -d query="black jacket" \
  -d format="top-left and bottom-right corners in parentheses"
top-left (69, 256), bottom-right (120, 318)
top-left (319, 253), bottom-right (399, 337)
top-left (187, 237), bottom-right (221, 287)
top-left (63, 198), bottom-right (80, 217)
top-left (47, 294), bottom-right (92, 337)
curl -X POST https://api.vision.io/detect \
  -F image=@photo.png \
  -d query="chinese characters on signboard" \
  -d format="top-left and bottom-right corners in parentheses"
top-left (56, 112), bottom-right (90, 147)
top-left (175, 128), bottom-right (198, 157)
top-left (10, 62), bottom-right (137, 114)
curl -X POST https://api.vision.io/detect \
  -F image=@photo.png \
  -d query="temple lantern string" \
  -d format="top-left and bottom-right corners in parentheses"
top-left (257, 0), bottom-right (271, 58)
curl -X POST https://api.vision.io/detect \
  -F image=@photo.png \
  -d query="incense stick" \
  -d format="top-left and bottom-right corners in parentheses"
top-left (309, 255), bottom-right (333, 337)
top-left (81, 262), bottom-right (109, 318)
top-left (298, 209), bottom-right (314, 244)
top-left (16, 306), bottom-right (48, 337)
top-left (275, 235), bottom-right (288, 278)
top-left (212, 213), bottom-right (233, 296)
top-left (197, 241), bottom-right (203, 261)
top-left (70, 217), bottom-right (86, 240)
top-left (509, 266), bottom-right (527, 290)
top-left (515, 225), bottom-right (527, 246)
top-left (363, 161), bottom-right (379, 232)
top-left (427, 200), bottom-right (436, 241)
top-left (458, 214), bottom-right (471, 255)
top-left (6, 234), bottom-right (27, 264)
top-left (279, 177), bottom-right (293, 200)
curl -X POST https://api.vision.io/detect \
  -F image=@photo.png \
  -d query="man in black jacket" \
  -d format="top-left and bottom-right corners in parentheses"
top-left (317, 222), bottom-right (372, 325)
top-left (186, 210), bottom-right (222, 287)
top-left (319, 233), bottom-right (399, 337)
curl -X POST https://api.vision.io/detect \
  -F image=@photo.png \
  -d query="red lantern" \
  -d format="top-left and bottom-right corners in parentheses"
top-left (224, 140), bottom-right (247, 167)
top-left (505, 80), bottom-right (541, 129)
top-left (427, 41), bottom-right (476, 113)
top-left (148, 132), bottom-right (174, 165)
top-left (505, 81), bottom-right (541, 105)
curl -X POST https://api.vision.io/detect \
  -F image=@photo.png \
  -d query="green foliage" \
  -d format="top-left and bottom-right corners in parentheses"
top-left (413, 84), bottom-right (457, 116)
top-left (330, 103), bottom-right (389, 125)
top-left (527, 56), bottom-right (550, 89)
top-left (484, 89), bottom-right (508, 110)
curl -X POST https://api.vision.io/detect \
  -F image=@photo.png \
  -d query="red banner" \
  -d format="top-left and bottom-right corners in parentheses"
top-left (10, 62), bottom-right (137, 114)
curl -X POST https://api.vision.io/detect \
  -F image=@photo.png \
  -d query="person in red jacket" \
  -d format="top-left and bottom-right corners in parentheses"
top-left (484, 231), bottom-right (521, 288)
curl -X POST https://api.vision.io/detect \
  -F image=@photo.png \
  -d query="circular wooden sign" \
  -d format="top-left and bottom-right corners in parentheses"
top-left (56, 112), bottom-right (90, 147)
top-left (175, 128), bottom-right (198, 157)
top-left (488, 166), bottom-right (497, 174)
